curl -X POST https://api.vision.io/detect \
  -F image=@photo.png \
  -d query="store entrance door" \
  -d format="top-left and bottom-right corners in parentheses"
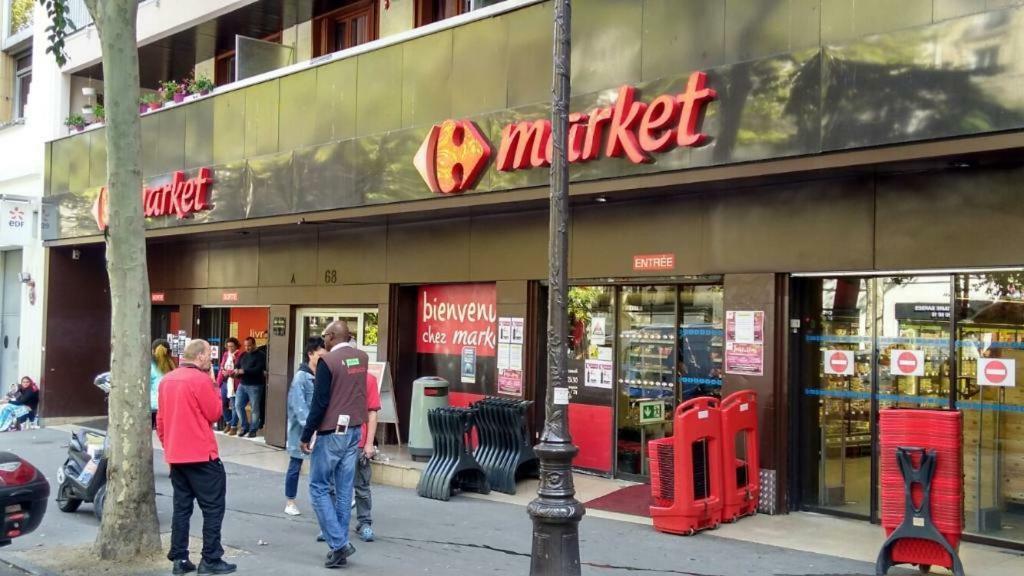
top-left (294, 308), bottom-right (379, 363)
top-left (793, 275), bottom-right (952, 520)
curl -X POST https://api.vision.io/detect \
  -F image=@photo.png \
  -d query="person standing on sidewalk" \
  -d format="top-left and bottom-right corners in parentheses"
top-left (300, 320), bottom-right (368, 569)
top-left (157, 339), bottom-right (237, 575)
top-left (216, 338), bottom-right (242, 435)
top-left (285, 337), bottom-right (325, 516)
top-left (353, 364), bottom-right (381, 542)
top-left (234, 337), bottom-right (267, 438)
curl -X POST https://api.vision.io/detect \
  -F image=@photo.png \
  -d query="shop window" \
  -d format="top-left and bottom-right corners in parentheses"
top-left (313, 0), bottom-right (377, 57)
top-left (13, 51), bottom-right (31, 119)
top-left (416, 0), bottom-right (469, 26)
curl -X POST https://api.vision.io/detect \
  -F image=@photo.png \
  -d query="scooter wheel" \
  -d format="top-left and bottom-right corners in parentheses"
top-left (93, 484), bottom-right (107, 522)
top-left (56, 480), bottom-right (83, 513)
top-left (918, 565), bottom-right (931, 574)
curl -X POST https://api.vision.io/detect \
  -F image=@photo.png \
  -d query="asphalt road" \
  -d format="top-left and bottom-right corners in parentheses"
top-left (0, 427), bottom-right (914, 575)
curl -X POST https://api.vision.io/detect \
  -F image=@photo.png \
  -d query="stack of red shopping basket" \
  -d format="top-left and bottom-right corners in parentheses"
top-left (648, 391), bottom-right (760, 536)
top-left (877, 409), bottom-right (965, 576)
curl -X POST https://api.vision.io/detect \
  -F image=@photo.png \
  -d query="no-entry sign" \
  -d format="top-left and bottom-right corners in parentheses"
top-left (978, 358), bottom-right (1016, 387)
top-left (890, 350), bottom-right (925, 377)
top-left (824, 350), bottom-right (855, 376)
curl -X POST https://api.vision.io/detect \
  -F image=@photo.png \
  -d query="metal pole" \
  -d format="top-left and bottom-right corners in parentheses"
top-left (527, 0), bottom-right (584, 574)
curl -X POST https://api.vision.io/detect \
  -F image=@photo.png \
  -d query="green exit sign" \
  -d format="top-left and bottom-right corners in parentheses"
top-left (639, 400), bottom-right (666, 424)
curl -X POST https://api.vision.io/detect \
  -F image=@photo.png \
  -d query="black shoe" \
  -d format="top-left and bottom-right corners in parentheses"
top-left (340, 542), bottom-right (356, 559)
top-left (197, 559), bottom-right (236, 575)
top-left (324, 549), bottom-right (347, 569)
top-left (316, 533), bottom-right (325, 542)
top-left (246, 430), bottom-right (258, 438)
top-left (172, 559), bottom-right (196, 575)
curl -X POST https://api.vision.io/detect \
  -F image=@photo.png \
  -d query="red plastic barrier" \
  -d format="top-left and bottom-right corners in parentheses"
top-left (721, 390), bottom-right (759, 521)
top-left (879, 409), bottom-right (963, 571)
top-left (649, 397), bottom-right (724, 535)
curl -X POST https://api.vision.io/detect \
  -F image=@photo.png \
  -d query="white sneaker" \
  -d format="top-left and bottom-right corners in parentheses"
top-left (351, 499), bottom-right (356, 509)
top-left (285, 503), bottom-right (301, 516)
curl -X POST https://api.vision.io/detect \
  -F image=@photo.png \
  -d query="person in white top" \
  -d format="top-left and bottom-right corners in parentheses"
top-left (216, 338), bottom-right (242, 435)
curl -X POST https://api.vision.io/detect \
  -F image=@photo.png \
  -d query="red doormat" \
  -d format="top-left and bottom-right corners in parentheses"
top-left (584, 483), bottom-right (652, 517)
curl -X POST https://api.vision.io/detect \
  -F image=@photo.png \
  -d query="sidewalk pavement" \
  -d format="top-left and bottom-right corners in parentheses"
top-left (0, 426), bottom-right (1017, 575)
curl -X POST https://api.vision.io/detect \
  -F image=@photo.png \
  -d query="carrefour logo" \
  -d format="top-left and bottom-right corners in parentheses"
top-left (7, 207), bottom-right (25, 228)
top-left (413, 119), bottom-right (492, 195)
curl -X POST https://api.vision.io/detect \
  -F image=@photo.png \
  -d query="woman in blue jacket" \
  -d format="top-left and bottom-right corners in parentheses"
top-left (284, 337), bottom-right (324, 516)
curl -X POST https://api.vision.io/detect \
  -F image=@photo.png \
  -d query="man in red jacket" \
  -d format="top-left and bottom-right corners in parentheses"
top-left (157, 339), bottom-right (237, 575)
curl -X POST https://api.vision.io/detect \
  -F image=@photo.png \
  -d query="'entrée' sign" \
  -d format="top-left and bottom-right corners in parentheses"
top-left (93, 168), bottom-right (213, 231)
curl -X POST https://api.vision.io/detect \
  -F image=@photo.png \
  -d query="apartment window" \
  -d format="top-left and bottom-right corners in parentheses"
top-left (7, 0), bottom-right (33, 37)
top-left (13, 52), bottom-right (30, 119)
top-left (215, 31), bottom-right (282, 86)
top-left (416, 0), bottom-right (469, 26)
top-left (313, 0), bottom-right (376, 57)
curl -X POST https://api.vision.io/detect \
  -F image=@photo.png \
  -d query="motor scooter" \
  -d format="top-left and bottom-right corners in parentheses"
top-left (55, 373), bottom-right (110, 521)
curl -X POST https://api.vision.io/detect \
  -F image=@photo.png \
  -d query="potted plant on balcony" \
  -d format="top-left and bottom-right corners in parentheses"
top-left (188, 74), bottom-right (215, 97)
top-left (161, 80), bottom-right (186, 104)
top-left (64, 113), bottom-right (86, 132)
top-left (142, 92), bottom-right (162, 112)
top-left (91, 104), bottom-right (105, 126)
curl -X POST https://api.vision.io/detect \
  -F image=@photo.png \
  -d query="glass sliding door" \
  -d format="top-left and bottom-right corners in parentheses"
top-left (798, 277), bottom-right (874, 517)
top-left (956, 272), bottom-right (1024, 544)
top-left (295, 308), bottom-right (379, 363)
top-left (616, 286), bottom-right (677, 478)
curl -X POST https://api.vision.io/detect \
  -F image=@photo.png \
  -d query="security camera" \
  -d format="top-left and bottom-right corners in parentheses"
top-left (17, 273), bottom-right (31, 284)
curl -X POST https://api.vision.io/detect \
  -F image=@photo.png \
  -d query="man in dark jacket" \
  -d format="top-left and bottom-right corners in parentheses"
top-left (300, 321), bottom-right (368, 569)
top-left (233, 337), bottom-right (267, 438)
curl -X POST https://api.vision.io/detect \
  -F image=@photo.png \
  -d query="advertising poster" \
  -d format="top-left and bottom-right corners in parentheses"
top-left (725, 342), bottom-right (763, 376)
top-left (511, 318), bottom-right (525, 344)
top-left (498, 317), bottom-right (512, 345)
top-left (461, 347), bottom-right (477, 384)
top-left (584, 359), bottom-right (613, 389)
top-left (417, 283), bottom-right (497, 356)
top-left (725, 311), bottom-right (764, 376)
top-left (590, 317), bottom-right (607, 345)
top-left (726, 311), bottom-right (764, 344)
top-left (498, 369), bottom-right (523, 396)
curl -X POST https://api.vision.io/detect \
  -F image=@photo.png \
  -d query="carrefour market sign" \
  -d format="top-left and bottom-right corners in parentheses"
top-left (415, 71), bottom-right (716, 194)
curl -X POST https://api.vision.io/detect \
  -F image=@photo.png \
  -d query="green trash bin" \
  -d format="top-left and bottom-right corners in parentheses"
top-left (408, 376), bottom-right (450, 461)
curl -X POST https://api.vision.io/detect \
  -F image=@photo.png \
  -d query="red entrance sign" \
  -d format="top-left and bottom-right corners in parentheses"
top-left (221, 291), bottom-right (239, 303)
top-left (417, 283), bottom-right (497, 356)
top-left (151, 292), bottom-right (166, 303)
top-left (92, 168), bottom-right (214, 231)
top-left (632, 253), bottom-right (675, 272)
top-left (497, 71), bottom-right (715, 171)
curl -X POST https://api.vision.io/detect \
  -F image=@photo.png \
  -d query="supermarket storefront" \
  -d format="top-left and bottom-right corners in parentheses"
top-left (39, 1), bottom-right (1024, 547)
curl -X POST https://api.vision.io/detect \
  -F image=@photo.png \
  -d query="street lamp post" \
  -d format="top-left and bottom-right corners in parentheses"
top-left (527, 0), bottom-right (584, 574)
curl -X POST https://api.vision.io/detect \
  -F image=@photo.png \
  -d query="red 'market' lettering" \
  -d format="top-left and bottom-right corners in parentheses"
top-left (496, 120), bottom-right (551, 171)
top-left (676, 71), bottom-right (716, 147)
top-left (141, 168), bottom-right (213, 220)
top-left (495, 71), bottom-right (716, 174)
top-left (605, 86), bottom-right (650, 164)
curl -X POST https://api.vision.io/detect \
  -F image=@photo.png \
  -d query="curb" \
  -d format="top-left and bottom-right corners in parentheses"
top-left (0, 553), bottom-right (61, 576)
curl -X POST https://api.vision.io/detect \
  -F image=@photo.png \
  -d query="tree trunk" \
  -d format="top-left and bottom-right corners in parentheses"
top-left (84, 0), bottom-right (162, 560)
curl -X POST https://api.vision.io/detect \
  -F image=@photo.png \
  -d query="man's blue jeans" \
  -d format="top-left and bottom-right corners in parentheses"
top-left (309, 429), bottom-right (361, 552)
top-left (235, 384), bottom-right (263, 433)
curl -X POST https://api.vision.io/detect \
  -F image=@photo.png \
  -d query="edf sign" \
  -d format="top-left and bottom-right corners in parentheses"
top-left (0, 201), bottom-right (33, 246)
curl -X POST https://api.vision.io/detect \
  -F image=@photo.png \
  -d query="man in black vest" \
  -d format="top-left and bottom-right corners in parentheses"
top-left (300, 320), bottom-right (368, 569)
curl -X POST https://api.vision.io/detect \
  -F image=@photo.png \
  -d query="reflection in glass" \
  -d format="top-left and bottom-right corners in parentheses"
top-left (678, 286), bottom-right (724, 400)
top-left (957, 273), bottom-right (1024, 543)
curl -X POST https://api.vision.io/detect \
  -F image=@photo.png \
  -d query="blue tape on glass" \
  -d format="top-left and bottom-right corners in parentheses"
top-left (679, 377), bottom-right (723, 386)
top-left (804, 388), bottom-right (1024, 413)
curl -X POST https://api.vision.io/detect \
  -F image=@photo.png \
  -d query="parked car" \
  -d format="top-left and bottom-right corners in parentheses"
top-left (0, 452), bottom-right (49, 547)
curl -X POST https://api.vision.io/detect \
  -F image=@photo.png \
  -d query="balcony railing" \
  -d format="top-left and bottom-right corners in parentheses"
top-left (64, 0), bottom-right (145, 33)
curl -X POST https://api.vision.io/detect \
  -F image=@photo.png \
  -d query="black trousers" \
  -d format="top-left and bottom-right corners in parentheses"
top-left (168, 460), bottom-right (226, 563)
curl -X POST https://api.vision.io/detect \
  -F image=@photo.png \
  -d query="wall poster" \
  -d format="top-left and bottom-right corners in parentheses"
top-left (725, 311), bottom-right (764, 376)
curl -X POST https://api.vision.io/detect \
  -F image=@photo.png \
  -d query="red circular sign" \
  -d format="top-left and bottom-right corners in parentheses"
top-left (897, 351), bottom-right (919, 374)
top-left (829, 352), bottom-right (849, 373)
top-left (984, 360), bottom-right (1008, 384)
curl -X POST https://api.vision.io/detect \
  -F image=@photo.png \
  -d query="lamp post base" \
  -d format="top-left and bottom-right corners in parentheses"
top-left (527, 439), bottom-right (585, 576)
